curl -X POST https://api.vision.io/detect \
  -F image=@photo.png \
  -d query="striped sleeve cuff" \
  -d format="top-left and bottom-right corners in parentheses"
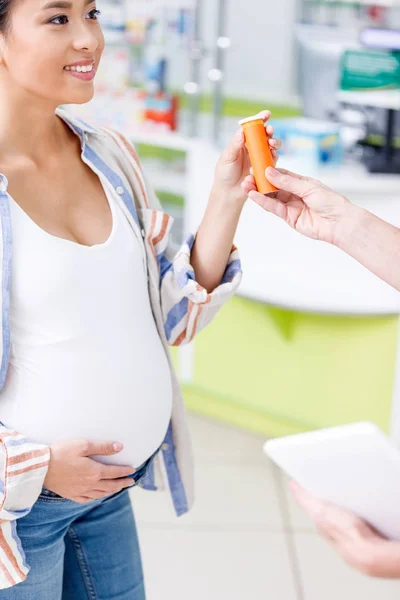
top-left (162, 235), bottom-right (242, 345)
top-left (0, 428), bottom-right (50, 589)
top-left (173, 234), bottom-right (242, 306)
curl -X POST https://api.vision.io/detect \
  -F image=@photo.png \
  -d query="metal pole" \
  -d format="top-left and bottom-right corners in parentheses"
top-left (327, 1), bottom-right (338, 27)
top-left (211, 0), bottom-right (227, 145)
top-left (188, 0), bottom-right (203, 137)
top-left (383, 108), bottom-right (395, 166)
top-left (302, 0), bottom-right (313, 24)
top-left (299, 0), bottom-right (305, 23)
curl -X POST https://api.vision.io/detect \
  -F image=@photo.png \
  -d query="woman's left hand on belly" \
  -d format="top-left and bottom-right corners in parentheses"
top-left (44, 438), bottom-right (136, 503)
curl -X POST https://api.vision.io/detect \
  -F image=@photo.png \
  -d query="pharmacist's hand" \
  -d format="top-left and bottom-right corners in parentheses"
top-left (244, 168), bottom-right (350, 245)
top-left (213, 110), bottom-right (280, 206)
top-left (44, 440), bottom-right (136, 504)
top-left (291, 482), bottom-right (400, 579)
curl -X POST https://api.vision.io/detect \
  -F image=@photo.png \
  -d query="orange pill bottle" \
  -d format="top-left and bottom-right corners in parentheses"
top-left (239, 115), bottom-right (278, 194)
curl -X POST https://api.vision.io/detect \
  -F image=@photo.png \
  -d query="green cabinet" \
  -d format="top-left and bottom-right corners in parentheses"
top-left (183, 297), bottom-right (399, 437)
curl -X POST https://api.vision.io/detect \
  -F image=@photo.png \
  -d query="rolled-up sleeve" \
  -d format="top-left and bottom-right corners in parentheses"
top-left (161, 234), bottom-right (242, 346)
top-left (0, 427), bottom-right (49, 589)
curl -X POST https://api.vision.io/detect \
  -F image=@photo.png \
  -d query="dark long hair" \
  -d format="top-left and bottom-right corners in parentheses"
top-left (0, 0), bottom-right (14, 34)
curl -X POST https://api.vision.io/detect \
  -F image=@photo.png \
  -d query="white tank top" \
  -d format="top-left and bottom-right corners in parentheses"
top-left (0, 183), bottom-right (173, 468)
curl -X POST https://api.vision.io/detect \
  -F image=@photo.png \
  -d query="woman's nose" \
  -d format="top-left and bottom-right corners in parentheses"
top-left (72, 23), bottom-right (100, 54)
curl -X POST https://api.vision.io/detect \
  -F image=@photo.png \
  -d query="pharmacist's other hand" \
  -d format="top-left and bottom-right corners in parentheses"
top-left (44, 439), bottom-right (136, 504)
top-left (245, 168), bottom-right (350, 245)
top-left (213, 110), bottom-right (280, 206)
top-left (291, 482), bottom-right (400, 579)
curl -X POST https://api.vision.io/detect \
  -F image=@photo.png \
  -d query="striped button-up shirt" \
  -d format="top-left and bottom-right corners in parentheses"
top-left (0, 108), bottom-right (242, 588)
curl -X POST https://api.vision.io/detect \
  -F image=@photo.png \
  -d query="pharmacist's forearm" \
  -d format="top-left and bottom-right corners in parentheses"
top-left (191, 187), bottom-right (243, 293)
top-left (384, 544), bottom-right (400, 578)
top-left (336, 204), bottom-right (400, 291)
top-left (372, 543), bottom-right (400, 578)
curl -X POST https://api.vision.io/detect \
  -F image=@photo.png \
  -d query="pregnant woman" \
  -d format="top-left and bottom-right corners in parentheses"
top-left (0, 0), bottom-right (279, 596)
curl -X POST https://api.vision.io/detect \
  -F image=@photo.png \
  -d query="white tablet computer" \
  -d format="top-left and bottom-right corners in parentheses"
top-left (264, 421), bottom-right (400, 540)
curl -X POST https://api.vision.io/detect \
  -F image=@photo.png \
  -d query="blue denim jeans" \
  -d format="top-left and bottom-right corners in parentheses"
top-left (0, 454), bottom-right (156, 599)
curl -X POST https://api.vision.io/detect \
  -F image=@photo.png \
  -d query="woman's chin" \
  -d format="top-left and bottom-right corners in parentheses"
top-left (60, 87), bottom-right (95, 106)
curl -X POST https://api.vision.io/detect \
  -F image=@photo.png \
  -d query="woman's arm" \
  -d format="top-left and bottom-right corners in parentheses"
top-left (245, 167), bottom-right (400, 292)
top-left (190, 185), bottom-right (244, 294)
top-left (136, 112), bottom-right (280, 346)
top-left (192, 112), bottom-right (280, 293)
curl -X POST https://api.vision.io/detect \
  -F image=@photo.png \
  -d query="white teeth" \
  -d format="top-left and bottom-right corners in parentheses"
top-left (65, 64), bottom-right (94, 73)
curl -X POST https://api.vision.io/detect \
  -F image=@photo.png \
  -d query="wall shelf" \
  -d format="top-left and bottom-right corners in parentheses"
top-left (303, 0), bottom-right (400, 6)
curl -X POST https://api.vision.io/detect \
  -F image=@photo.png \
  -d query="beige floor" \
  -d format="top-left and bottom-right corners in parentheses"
top-left (130, 414), bottom-right (400, 600)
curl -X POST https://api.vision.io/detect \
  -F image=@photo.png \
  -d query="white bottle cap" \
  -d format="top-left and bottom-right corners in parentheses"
top-left (238, 114), bottom-right (264, 126)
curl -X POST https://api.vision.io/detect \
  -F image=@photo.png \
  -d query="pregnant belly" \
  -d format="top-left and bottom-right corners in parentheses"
top-left (0, 345), bottom-right (173, 469)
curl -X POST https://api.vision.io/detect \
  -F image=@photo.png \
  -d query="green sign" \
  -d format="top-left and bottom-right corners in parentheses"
top-left (340, 49), bottom-right (400, 91)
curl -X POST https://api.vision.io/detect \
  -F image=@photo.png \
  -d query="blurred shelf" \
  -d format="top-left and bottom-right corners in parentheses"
top-left (130, 129), bottom-right (193, 152)
top-left (338, 89), bottom-right (400, 110)
top-left (140, 161), bottom-right (187, 197)
top-left (303, 0), bottom-right (400, 6)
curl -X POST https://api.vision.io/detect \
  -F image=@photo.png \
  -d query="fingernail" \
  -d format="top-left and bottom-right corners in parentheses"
top-left (113, 442), bottom-right (123, 451)
top-left (266, 166), bottom-right (278, 177)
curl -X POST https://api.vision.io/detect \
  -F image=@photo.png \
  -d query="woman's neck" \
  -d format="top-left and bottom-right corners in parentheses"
top-left (0, 85), bottom-right (71, 165)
